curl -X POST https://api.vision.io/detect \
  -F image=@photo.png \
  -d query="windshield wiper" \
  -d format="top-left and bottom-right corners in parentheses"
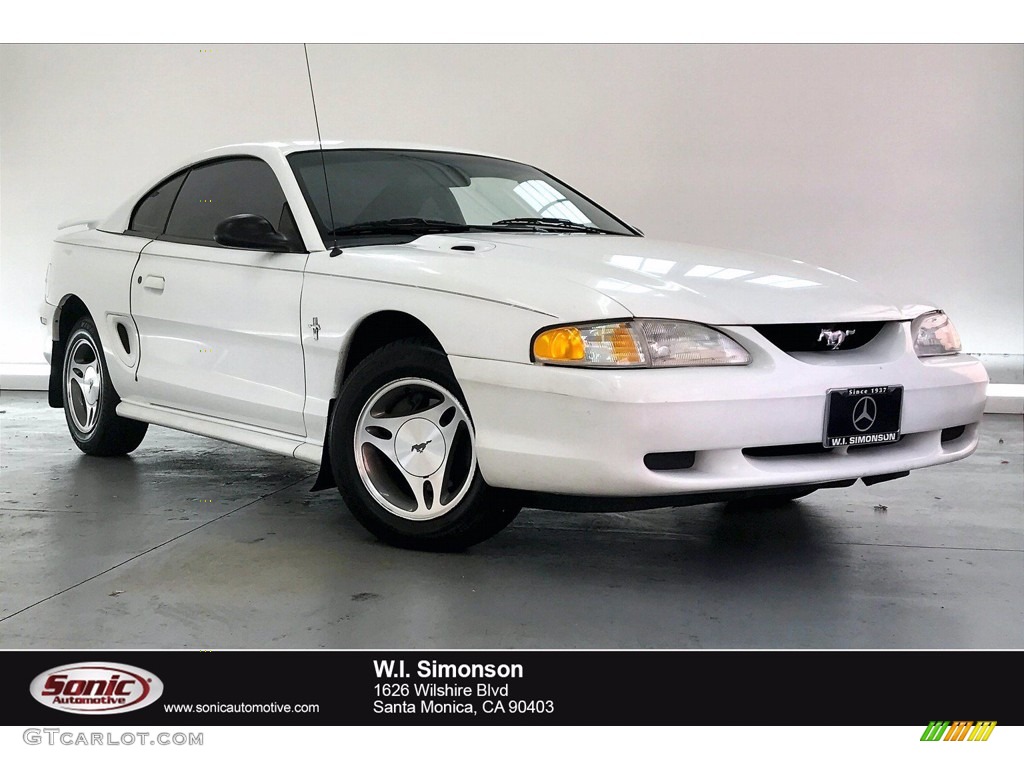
top-left (328, 218), bottom-right (471, 236)
top-left (329, 216), bottom-right (622, 238)
top-left (489, 217), bottom-right (619, 234)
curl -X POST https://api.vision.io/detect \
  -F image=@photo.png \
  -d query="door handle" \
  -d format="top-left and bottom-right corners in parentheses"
top-left (142, 275), bottom-right (165, 291)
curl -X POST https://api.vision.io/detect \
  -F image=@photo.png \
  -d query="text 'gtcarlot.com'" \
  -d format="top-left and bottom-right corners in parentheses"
top-left (23, 729), bottom-right (203, 747)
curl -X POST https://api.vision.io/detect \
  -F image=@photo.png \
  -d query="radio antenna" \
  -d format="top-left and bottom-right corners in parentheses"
top-left (303, 43), bottom-right (340, 255)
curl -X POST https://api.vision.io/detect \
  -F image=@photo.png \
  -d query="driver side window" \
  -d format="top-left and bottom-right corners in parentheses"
top-left (162, 157), bottom-right (300, 249)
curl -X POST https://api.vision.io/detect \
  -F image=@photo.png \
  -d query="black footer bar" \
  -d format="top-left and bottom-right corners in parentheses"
top-left (5, 650), bottom-right (1019, 726)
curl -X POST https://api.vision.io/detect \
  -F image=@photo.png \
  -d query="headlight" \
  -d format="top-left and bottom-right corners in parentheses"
top-left (532, 319), bottom-right (751, 367)
top-left (912, 311), bottom-right (961, 357)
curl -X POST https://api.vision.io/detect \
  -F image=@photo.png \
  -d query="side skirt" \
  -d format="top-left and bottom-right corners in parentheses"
top-left (115, 400), bottom-right (323, 467)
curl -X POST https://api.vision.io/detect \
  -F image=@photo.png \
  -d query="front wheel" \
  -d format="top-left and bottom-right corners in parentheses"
top-left (330, 340), bottom-right (520, 550)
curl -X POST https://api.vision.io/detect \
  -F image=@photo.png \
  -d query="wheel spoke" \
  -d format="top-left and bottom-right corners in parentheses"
top-left (69, 366), bottom-right (88, 389)
top-left (423, 465), bottom-right (447, 505)
top-left (408, 475), bottom-right (432, 515)
top-left (68, 377), bottom-right (84, 401)
top-left (84, 400), bottom-right (98, 430)
top-left (362, 411), bottom-right (407, 432)
top-left (359, 423), bottom-right (395, 451)
top-left (429, 424), bottom-right (461, 486)
top-left (365, 433), bottom-right (405, 475)
top-left (430, 418), bottom-right (474, 508)
top-left (371, 442), bottom-right (433, 516)
top-left (67, 379), bottom-right (86, 431)
top-left (421, 394), bottom-right (458, 425)
top-left (437, 410), bottom-right (469, 447)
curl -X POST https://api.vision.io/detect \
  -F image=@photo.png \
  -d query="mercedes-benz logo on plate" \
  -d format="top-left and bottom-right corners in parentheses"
top-left (852, 396), bottom-right (878, 432)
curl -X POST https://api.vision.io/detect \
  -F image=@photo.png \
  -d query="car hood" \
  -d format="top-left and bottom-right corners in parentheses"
top-left (340, 234), bottom-right (935, 325)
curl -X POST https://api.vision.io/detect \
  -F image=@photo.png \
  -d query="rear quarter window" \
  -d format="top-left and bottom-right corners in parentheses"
top-left (127, 172), bottom-right (186, 236)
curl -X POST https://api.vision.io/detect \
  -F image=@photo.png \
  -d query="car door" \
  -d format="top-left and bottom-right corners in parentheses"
top-left (130, 156), bottom-right (308, 436)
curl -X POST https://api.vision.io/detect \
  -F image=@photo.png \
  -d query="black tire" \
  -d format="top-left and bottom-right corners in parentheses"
top-left (330, 340), bottom-right (520, 550)
top-left (62, 317), bottom-right (148, 456)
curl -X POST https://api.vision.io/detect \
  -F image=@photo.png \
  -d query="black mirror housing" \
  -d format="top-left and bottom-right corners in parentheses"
top-left (214, 214), bottom-right (292, 252)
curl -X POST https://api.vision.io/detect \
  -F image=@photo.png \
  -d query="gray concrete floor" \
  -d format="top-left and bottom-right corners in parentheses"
top-left (1, 390), bottom-right (1021, 649)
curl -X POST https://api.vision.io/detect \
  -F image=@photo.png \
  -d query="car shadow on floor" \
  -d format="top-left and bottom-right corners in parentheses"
top-left (329, 495), bottom-right (848, 584)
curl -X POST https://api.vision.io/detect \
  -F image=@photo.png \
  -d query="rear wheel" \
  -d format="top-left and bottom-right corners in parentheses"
top-left (62, 317), bottom-right (148, 456)
top-left (330, 340), bottom-right (520, 550)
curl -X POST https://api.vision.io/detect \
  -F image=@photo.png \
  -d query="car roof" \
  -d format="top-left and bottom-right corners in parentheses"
top-left (201, 140), bottom-right (515, 162)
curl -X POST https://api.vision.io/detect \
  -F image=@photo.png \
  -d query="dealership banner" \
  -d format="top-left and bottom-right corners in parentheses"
top-left (0, 650), bottom-right (1019, 727)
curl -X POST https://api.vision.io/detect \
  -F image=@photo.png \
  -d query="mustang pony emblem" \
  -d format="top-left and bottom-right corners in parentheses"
top-left (818, 328), bottom-right (856, 350)
top-left (411, 440), bottom-right (432, 454)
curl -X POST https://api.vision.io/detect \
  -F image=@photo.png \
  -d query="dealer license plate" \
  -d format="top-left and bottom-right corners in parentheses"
top-left (823, 385), bottom-right (903, 448)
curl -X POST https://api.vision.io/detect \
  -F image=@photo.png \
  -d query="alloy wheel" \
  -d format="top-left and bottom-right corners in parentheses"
top-left (353, 377), bottom-right (477, 520)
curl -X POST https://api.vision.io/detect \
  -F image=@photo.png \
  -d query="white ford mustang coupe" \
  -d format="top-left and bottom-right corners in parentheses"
top-left (43, 141), bottom-right (989, 549)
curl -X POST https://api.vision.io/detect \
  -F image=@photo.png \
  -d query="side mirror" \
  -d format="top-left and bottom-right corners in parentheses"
top-left (214, 214), bottom-right (292, 252)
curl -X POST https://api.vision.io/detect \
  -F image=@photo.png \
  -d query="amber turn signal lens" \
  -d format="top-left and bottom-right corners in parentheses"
top-left (533, 327), bottom-right (585, 361)
top-left (608, 324), bottom-right (642, 364)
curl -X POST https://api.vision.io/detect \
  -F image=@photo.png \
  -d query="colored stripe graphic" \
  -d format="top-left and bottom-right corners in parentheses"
top-left (921, 721), bottom-right (950, 741)
top-left (944, 721), bottom-right (972, 741)
top-left (968, 722), bottom-right (997, 741)
top-left (921, 721), bottom-right (996, 742)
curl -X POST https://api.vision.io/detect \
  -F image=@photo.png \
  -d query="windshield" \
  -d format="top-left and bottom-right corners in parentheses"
top-left (287, 149), bottom-right (638, 243)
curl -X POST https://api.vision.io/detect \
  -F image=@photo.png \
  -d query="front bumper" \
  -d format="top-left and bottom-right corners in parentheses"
top-left (451, 323), bottom-right (988, 498)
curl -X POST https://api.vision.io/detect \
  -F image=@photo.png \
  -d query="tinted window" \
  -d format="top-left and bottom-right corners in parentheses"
top-left (164, 157), bottom-right (295, 246)
top-left (288, 150), bottom-right (636, 237)
top-left (129, 172), bottom-right (186, 236)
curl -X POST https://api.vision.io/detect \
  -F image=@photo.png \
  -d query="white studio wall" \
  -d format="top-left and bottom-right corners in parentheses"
top-left (0, 44), bottom-right (314, 381)
top-left (2, 44), bottom-right (1022, 388)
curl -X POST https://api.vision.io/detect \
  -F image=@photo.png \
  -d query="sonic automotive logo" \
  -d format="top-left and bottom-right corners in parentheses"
top-left (30, 662), bottom-right (164, 715)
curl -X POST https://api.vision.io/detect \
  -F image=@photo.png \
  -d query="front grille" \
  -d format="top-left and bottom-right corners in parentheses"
top-left (754, 321), bottom-right (886, 353)
top-left (743, 443), bottom-right (833, 458)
